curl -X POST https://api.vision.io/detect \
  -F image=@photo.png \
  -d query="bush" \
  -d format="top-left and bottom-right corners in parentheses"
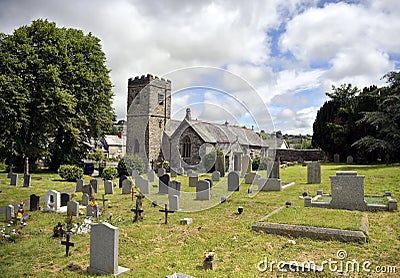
top-left (157, 160), bottom-right (169, 169)
top-left (117, 158), bottom-right (129, 177)
top-left (101, 166), bottom-right (118, 180)
top-left (124, 154), bottom-right (145, 175)
top-left (58, 165), bottom-right (83, 181)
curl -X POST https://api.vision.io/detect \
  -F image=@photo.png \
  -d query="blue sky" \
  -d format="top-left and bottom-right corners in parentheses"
top-left (1, 0), bottom-right (400, 134)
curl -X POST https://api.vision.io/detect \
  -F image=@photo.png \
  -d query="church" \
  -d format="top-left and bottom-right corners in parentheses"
top-left (126, 74), bottom-right (270, 172)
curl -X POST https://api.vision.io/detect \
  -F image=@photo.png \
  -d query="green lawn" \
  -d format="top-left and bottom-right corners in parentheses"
top-left (0, 163), bottom-right (399, 277)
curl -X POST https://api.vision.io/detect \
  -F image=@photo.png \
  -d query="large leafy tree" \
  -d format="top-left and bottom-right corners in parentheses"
top-left (0, 19), bottom-right (115, 171)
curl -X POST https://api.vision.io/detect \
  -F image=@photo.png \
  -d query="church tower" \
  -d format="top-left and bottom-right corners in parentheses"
top-left (126, 74), bottom-right (171, 170)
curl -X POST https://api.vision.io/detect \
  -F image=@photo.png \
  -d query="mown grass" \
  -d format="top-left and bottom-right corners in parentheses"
top-left (0, 163), bottom-right (399, 277)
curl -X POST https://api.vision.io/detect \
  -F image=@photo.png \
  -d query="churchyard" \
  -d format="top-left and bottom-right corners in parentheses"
top-left (0, 163), bottom-right (399, 277)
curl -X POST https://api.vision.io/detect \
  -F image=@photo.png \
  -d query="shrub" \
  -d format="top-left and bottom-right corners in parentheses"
top-left (124, 154), bottom-right (145, 175)
top-left (58, 165), bottom-right (83, 181)
top-left (117, 158), bottom-right (129, 177)
top-left (157, 160), bottom-right (169, 169)
top-left (101, 166), bottom-right (118, 180)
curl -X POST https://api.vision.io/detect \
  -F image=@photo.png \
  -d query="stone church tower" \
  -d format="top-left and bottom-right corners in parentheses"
top-left (126, 74), bottom-right (171, 170)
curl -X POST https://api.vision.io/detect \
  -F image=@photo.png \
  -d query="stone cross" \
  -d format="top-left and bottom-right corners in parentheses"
top-left (159, 203), bottom-right (174, 224)
top-left (131, 192), bottom-right (145, 222)
top-left (61, 232), bottom-right (74, 257)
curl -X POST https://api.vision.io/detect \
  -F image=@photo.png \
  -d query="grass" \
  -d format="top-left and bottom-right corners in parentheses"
top-left (0, 163), bottom-right (399, 277)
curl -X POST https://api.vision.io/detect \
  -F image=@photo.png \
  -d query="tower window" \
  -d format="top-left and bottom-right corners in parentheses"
top-left (182, 136), bottom-right (191, 158)
top-left (158, 93), bottom-right (164, 105)
top-left (134, 139), bottom-right (139, 153)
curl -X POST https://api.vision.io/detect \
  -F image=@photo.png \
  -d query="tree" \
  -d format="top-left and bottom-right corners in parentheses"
top-left (0, 19), bottom-right (115, 171)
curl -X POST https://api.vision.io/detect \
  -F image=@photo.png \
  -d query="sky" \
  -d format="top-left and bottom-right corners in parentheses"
top-left (1, 0), bottom-right (399, 135)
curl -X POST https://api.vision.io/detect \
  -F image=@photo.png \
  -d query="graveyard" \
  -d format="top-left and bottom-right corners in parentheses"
top-left (0, 163), bottom-right (399, 277)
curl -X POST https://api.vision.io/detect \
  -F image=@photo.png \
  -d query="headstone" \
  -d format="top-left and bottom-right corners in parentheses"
top-left (196, 180), bottom-right (211, 200)
top-left (90, 179), bottom-right (99, 193)
top-left (170, 170), bottom-right (177, 178)
top-left (304, 197), bottom-right (312, 207)
top-left (169, 195), bottom-right (179, 211)
top-left (346, 155), bottom-right (354, 164)
top-left (10, 173), bottom-right (18, 186)
top-left (29, 194), bottom-right (40, 211)
top-left (330, 171), bottom-right (366, 210)
top-left (61, 193), bottom-right (70, 207)
top-left (121, 179), bottom-right (132, 194)
top-left (159, 174), bottom-right (170, 194)
top-left (67, 200), bottom-right (79, 217)
top-left (86, 205), bottom-right (93, 216)
top-left (119, 175), bottom-right (127, 188)
top-left (307, 161), bottom-right (321, 184)
top-left (137, 176), bottom-right (150, 195)
top-left (317, 190), bottom-right (323, 196)
top-left (87, 223), bottom-right (130, 275)
top-left (44, 190), bottom-right (61, 212)
top-left (147, 170), bottom-right (155, 182)
top-left (388, 199), bottom-right (398, 211)
top-left (159, 204), bottom-right (174, 224)
top-left (188, 174), bottom-right (198, 187)
top-left (23, 174), bottom-right (31, 187)
top-left (212, 171), bottom-right (220, 182)
top-left (76, 179), bottom-right (84, 192)
top-left (257, 178), bottom-right (282, 191)
top-left (180, 218), bottom-right (193, 225)
top-left (158, 168), bottom-right (166, 177)
top-left (7, 164), bottom-right (14, 179)
top-left (104, 180), bottom-right (114, 195)
top-left (6, 205), bottom-right (14, 222)
top-left (333, 153), bottom-right (340, 163)
top-left (82, 193), bottom-right (90, 206)
top-left (269, 160), bottom-right (280, 179)
top-left (131, 170), bottom-right (139, 178)
top-left (168, 181), bottom-right (181, 197)
top-left (245, 172), bottom-right (258, 184)
top-left (82, 184), bottom-right (95, 200)
top-left (228, 172), bottom-right (240, 191)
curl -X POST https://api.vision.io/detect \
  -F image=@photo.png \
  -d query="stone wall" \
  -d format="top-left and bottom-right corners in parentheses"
top-left (270, 149), bottom-right (325, 162)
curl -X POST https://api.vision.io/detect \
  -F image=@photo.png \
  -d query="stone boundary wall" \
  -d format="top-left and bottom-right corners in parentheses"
top-left (270, 149), bottom-right (325, 162)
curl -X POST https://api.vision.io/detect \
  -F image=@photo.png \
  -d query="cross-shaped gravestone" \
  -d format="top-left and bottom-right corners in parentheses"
top-left (159, 203), bottom-right (174, 224)
top-left (100, 194), bottom-right (109, 210)
top-left (61, 232), bottom-right (74, 257)
top-left (131, 187), bottom-right (135, 202)
top-left (131, 192), bottom-right (145, 222)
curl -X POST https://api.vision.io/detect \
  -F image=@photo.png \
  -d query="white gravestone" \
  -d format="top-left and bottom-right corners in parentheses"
top-left (44, 190), bottom-right (61, 212)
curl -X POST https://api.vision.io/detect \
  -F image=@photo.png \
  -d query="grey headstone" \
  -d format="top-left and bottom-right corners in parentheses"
top-left (307, 161), bottom-right (321, 184)
top-left (158, 168), bottom-right (166, 177)
top-left (121, 179), bottom-right (132, 194)
top-left (388, 199), bottom-right (398, 211)
top-left (211, 171), bottom-right (220, 181)
top-left (82, 193), bottom-right (90, 206)
top-left (205, 178), bottom-right (213, 188)
top-left (60, 193), bottom-right (70, 207)
top-left (44, 190), bottom-right (60, 212)
top-left (333, 153), bottom-right (340, 163)
top-left (346, 155), bottom-right (354, 164)
top-left (76, 179), bottom-right (84, 192)
top-left (86, 204), bottom-right (93, 216)
top-left (245, 172), bottom-right (258, 184)
top-left (330, 171), bottom-right (367, 210)
top-left (304, 197), bottom-right (312, 207)
top-left (119, 175), bottom-right (127, 188)
top-left (170, 170), bottom-right (177, 178)
top-left (90, 179), bottom-right (99, 193)
top-left (269, 160), bottom-right (280, 179)
top-left (87, 223), bottom-right (130, 275)
top-left (23, 174), bottom-right (31, 187)
top-left (169, 195), bottom-right (179, 211)
top-left (6, 205), bottom-right (14, 222)
top-left (10, 173), bottom-right (18, 186)
top-left (257, 178), bottom-right (281, 191)
top-left (196, 180), bottom-right (211, 200)
top-left (137, 177), bottom-right (150, 195)
top-left (188, 174), bottom-right (198, 187)
top-left (317, 190), bottom-right (323, 196)
top-left (228, 172), bottom-right (240, 191)
top-left (67, 200), bottom-right (79, 217)
top-left (168, 181), bottom-right (181, 197)
top-left (147, 170), bottom-right (155, 182)
top-left (29, 194), bottom-right (40, 211)
top-left (104, 180), bottom-right (114, 195)
top-left (159, 174), bottom-right (170, 194)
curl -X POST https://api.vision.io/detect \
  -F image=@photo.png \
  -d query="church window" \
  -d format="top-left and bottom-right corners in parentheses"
top-left (158, 93), bottom-right (164, 105)
top-left (134, 139), bottom-right (139, 154)
top-left (182, 136), bottom-right (191, 158)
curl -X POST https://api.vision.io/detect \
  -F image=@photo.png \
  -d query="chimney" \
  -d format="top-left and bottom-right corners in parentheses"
top-left (185, 108), bottom-right (192, 121)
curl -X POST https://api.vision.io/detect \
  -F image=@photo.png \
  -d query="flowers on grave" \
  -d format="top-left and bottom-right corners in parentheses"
top-left (203, 250), bottom-right (217, 261)
top-left (17, 201), bottom-right (25, 220)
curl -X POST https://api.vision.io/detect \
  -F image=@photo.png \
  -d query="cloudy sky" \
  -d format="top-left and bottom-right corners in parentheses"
top-left (1, 0), bottom-right (399, 134)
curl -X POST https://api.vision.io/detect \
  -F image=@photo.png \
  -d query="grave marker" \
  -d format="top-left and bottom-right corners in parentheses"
top-left (76, 179), bottom-right (84, 192)
top-left (82, 193), bottom-right (90, 206)
top-left (169, 195), bottom-right (179, 211)
top-left (228, 172), bottom-right (240, 191)
top-left (159, 204), bottom-right (174, 224)
top-left (212, 171), bottom-right (220, 182)
top-left (189, 174), bottom-right (198, 187)
top-left (61, 193), bottom-right (70, 207)
top-left (307, 161), bottom-right (321, 184)
top-left (159, 174), bottom-right (170, 194)
top-left (121, 179), bottom-right (132, 194)
top-left (104, 180), bottom-right (114, 195)
top-left (67, 200), bottom-right (79, 217)
top-left (61, 232), bottom-right (74, 257)
top-left (6, 205), bottom-right (14, 222)
top-left (29, 194), bottom-right (40, 211)
top-left (10, 173), bottom-right (18, 186)
top-left (196, 180), bottom-right (211, 200)
top-left (90, 179), bottom-right (99, 193)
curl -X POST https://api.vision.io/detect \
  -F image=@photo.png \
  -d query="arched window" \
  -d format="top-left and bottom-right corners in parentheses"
top-left (134, 139), bottom-right (140, 154)
top-left (182, 136), bottom-right (191, 158)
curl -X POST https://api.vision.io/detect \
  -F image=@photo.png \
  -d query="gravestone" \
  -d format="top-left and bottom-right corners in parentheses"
top-left (119, 175), bottom-right (127, 188)
top-left (82, 193), bottom-right (90, 206)
top-left (212, 171), bottom-right (220, 182)
top-left (188, 174), bottom-right (198, 187)
top-left (87, 223), bottom-right (130, 275)
top-left (170, 169), bottom-right (177, 178)
top-left (159, 174), bottom-right (170, 194)
top-left (61, 193), bottom-right (70, 207)
top-left (121, 179), bottom-right (132, 194)
top-left (158, 168), bottom-right (166, 177)
top-left (67, 200), bottom-right (80, 217)
top-left (333, 153), bottom-right (340, 163)
top-left (307, 161), bottom-right (321, 184)
top-left (7, 164), bottom-right (14, 179)
top-left (86, 205), bottom-right (93, 217)
top-left (137, 176), bottom-right (150, 195)
top-left (269, 160), bottom-right (280, 179)
top-left (346, 155), bottom-right (354, 164)
top-left (196, 180), bottom-right (211, 200)
top-left (10, 173), bottom-right (18, 186)
top-left (6, 205), bottom-right (14, 222)
top-left (205, 178), bottom-right (213, 188)
top-left (257, 178), bottom-right (281, 191)
top-left (104, 180), bottom-right (114, 195)
top-left (29, 194), bottom-right (40, 211)
top-left (147, 170), bottom-right (155, 182)
top-left (90, 179), bottom-right (99, 193)
top-left (44, 190), bottom-right (61, 212)
top-left (228, 172), bottom-right (240, 191)
top-left (330, 171), bottom-right (367, 210)
top-left (76, 179), bottom-right (84, 192)
top-left (23, 174), bottom-right (31, 187)
top-left (245, 172), bottom-right (258, 184)
top-left (168, 180), bottom-right (181, 197)
top-left (169, 195), bottom-right (179, 211)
